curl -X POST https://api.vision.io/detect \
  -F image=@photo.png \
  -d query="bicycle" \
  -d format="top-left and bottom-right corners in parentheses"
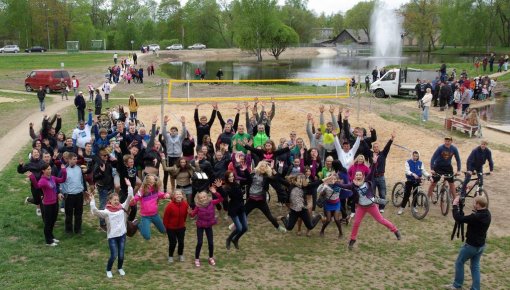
top-left (457, 171), bottom-right (490, 213)
top-left (430, 173), bottom-right (462, 216)
top-left (391, 179), bottom-right (429, 220)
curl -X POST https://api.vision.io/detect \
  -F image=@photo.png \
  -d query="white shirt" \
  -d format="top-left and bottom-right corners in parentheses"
top-left (72, 124), bottom-right (92, 149)
top-left (422, 93), bottom-right (433, 107)
top-left (334, 136), bottom-right (361, 169)
top-left (102, 82), bottom-right (111, 94)
top-left (72, 79), bottom-right (78, 88)
top-left (90, 187), bottom-right (133, 239)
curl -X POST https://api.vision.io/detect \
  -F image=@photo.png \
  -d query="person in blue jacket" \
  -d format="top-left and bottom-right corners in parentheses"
top-left (460, 140), bottom-right (494, 196)
top-left (427, 136), bottom-right (461, 199)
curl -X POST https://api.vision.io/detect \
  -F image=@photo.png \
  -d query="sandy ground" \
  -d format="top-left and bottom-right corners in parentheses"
top-left (136, 101), bottom-right (510, 238)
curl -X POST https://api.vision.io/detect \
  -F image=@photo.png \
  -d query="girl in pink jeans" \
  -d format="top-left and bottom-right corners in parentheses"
top-left (337, 170), bottom-right (401, 250)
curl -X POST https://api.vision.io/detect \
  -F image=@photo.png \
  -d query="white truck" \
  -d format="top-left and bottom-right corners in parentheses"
top-left (370, 67), bottom-right (438, 98)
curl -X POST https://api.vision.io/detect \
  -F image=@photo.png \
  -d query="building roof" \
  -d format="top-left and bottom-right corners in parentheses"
top-left (322, 29), bottom-right (370, 45)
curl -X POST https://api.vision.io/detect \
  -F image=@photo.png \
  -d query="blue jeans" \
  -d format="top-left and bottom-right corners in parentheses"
top-left (39, 100), bottom-right (45, 111)
top-left (422, 106), bottom-right (430, 121)
top-left (453, 243), bottom-right (486, 290)
top-left (107, 234), bottom-right (126, 271)
top-left (228, 212), bottom-right (248, 242)
top-left (97, 187), bottom-right (110, 226)
top-left (373, 176), bottom-right (387, 209)
top-left (138, 214), bottom-right (165, 240)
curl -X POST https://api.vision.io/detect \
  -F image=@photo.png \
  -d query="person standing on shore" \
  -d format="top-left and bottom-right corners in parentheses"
top-left (102, 79), bottom-right (111, 103)
top-left (488, 53), bottom-right (495, 72)
top-left (74, 92), bottom-right (86, 122)
top-left (71, 75), bottom-right (80, 97)
top-left (421, 88), bottom-right (433, 122)
top-left (113, 52), bottom-right (118, 65)
top-left (372, 67), bottom-right (379, 82)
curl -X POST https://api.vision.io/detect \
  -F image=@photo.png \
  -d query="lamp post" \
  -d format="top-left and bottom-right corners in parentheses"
top-left (44, 3), bottom-right (50, 50)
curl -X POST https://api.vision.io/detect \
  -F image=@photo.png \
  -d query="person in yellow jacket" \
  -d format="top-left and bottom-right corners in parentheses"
top-left (128, 94), bottom-right (139, 120)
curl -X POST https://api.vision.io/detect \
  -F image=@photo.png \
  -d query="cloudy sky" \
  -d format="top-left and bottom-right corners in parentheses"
top-left (179, 0), bottom-right (410, 14)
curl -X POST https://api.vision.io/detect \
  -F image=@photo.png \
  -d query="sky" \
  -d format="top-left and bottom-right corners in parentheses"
top-left (179, 0), bottom-right (410, 15)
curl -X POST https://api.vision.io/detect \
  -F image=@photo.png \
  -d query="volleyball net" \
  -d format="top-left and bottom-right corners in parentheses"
top-left (167, 77), bottom-right (352, 102)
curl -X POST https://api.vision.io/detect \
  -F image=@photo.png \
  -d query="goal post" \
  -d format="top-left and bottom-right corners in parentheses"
top-left (66, 41), bottom-right (80, 53)
top-left (167, 77), bottom-right (352, 103)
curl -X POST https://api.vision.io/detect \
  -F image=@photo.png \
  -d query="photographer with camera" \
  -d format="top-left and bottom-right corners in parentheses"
top-left (444, 195), bottom-right (491, 290)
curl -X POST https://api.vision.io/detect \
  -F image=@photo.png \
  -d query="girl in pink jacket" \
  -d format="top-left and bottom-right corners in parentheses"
top-left (130, 174), bottom-right (169, 240)
top-left (190, 179), bottom-right (223, 267)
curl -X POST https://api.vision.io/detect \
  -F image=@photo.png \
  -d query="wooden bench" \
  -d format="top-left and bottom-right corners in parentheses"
top-left (449, 117), bottom-right (479, 137)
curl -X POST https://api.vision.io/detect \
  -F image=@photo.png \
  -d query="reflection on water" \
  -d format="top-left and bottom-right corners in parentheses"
top-left (478, 97), bottom-right (510, 125)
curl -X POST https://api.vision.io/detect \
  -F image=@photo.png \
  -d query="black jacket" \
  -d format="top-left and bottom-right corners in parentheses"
top-left (194, 108), bottom-right (216, 145)
top-left (467, 147), bottom-right (494, 172)
top-left (453, 206), bottom-right (491, 247)
top-left (370, 139), bottom-right (392, 175)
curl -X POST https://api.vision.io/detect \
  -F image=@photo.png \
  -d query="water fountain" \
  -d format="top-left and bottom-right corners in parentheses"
top-left (369, 1), bottom-right (403, 67)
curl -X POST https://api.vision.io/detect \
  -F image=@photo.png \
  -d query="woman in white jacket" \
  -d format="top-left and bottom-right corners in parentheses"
top-left (90, 178), bottom-right (134, 278)
top-left (421, 88), bottom-right (433, 122)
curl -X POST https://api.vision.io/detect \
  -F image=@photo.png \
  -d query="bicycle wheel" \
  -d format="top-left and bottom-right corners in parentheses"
top-left (391, 182), bottom-right (405, 207)
top-left (440, 188), bottom-right (450, 216)
top-left (431, 183), bottom-right (439, 204)
top-left (411, 191), bottom-right (429, 220)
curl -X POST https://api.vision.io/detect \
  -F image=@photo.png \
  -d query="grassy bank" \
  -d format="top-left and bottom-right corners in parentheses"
top-left (430, 47), bottom-right (510, 55)
top-left (0, 92), bottom-right (53, 136)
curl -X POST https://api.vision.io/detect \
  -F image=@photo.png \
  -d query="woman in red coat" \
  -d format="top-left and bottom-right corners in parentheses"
top-left (163, 190), bottom-right (190, 263)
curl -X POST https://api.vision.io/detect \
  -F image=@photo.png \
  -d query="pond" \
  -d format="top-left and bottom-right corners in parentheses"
top-left (160, 53), bottom-right (473, 81)
top-left (160, 53), bottom-right (509, 125)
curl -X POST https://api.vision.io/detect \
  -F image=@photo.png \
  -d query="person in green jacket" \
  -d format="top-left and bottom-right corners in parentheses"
top-left (231, 124), bottom-right (252, 154)
top-left (252, 124), bottom-right (268, 148)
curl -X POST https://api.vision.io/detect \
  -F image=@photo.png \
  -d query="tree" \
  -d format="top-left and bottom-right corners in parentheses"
top-left (232, 0), bottom-right (280, 61)
top-left (495, 0), bottom-right (510, 46)
top-left (344, 1), bottom-right (374, 42)
top-left (280, 0), bottom-right (316, 43)
top-left (402, 0), bottom-right (440, 62)
top-left (267, 24), bottom-right (299, 60)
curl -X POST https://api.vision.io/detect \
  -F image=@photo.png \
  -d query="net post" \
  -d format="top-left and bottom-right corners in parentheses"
top-left (335, 79), bottom-right (338, 98)
top-left (160, 79), bottom-right (164, 129)
top-left (187, 81), bottom-right (190, 102)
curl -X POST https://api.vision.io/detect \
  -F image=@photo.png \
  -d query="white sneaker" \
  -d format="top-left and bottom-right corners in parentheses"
top-left (350, 213), bottom-right (355, 218)
top-left (24, 197), bottom-right (30, 205)
top-left (397, 208), bottom-right (404, 215)
top-left (118, 269), bottom-right (125, 276)
top-left (277, 225), bottom-right (287, 233)
top-left (379, 209), bottom-right (385, 213)
top-left (53, 238), bottom-right (60, 243)
top-left (46, 242), bottom-right (58, 247)
top-left (228, 223), bottom-right (236, 231)
top-left (36, 208), bottom-right (42, 216)
top-left (60, 208), bottom-right (65, 213)
top-left (106, 271), bottom-right (113, 278)
top-left (168, 256), bottom-right (174, 263)
top-left (179, 255), bottom-right (185, 262)
top-left (412, 207), bottom-right (418, 213)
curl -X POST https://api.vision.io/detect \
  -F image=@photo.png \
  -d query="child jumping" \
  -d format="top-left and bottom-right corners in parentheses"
top-left (190, 179), bottom-right (224, 267)
top-left (89, 178), bottom-right (134, 278)
top-left (163, 190), bottom-right (189, 263)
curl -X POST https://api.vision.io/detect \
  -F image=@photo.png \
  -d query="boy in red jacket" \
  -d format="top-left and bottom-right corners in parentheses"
top-left (163, 190), bottom-right (190, 263)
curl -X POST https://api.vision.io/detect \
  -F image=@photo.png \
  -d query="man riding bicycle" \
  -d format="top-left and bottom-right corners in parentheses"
top-left (428, 136), bottom-right (461, 199)
top-left (399, 151), bottom-right (430, 215)
top-left (460, 140), bottom-right (494, 196)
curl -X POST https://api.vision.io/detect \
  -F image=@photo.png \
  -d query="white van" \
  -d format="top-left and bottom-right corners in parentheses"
top-left (370, 68), bottom-right (438, 98)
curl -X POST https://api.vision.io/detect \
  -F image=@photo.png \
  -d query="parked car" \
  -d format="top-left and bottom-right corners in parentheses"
top-left (188, 43), bottom-right (206, 50)
top-left (25, 46), bottom-right (47, 53)
top-left (1, 45), bottom-right (20, 53)
top-left (148, 44), bottom-right (160, 51)
top-left (25, 69), bottom-right (71, 94)
top-left (166, 44), bottom-right (183, 50)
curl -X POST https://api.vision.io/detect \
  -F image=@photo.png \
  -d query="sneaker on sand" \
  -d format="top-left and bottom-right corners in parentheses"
top-left (118, 269), bottom-right (125, 276)
top-left (348, 239), bottom-right (356, 250)
top-left (397, 208), bottom-right (404, 215)
top-left (168, 256), bottom-right (174, 263)
top-left (277, 225), bottom-right (287, 233)
top-left (349, 213), bottom-right (355, 218)
top-left (106, 271), bottom-right (113, 278)
top-left (36, 208), bottom-right (42, 216)
top-left (179, 255), bottom-right (185, 262)
top-left (395, 230), bottom-right (402, 240)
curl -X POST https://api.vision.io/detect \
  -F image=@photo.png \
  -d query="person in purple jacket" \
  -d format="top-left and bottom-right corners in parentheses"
top-left (29, 163), bottom-right (67, 246)
top-left (190, 179), bottom-right (224, 268)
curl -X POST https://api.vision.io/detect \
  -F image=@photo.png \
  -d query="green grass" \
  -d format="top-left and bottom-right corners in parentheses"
top-left (430, 46), bottom-right (510, 55)
top-left (0, 53), bottom-right (118, 71)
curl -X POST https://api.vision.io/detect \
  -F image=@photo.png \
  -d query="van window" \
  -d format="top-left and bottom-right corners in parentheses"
top-left (29, 71), bottom-right (36, 78)
top-left (52, 71), bottom-right (63, 78)
top-left (381, 72), bottom-right (396, 81)
top-left (62, 71), bottom-right (70, 78)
